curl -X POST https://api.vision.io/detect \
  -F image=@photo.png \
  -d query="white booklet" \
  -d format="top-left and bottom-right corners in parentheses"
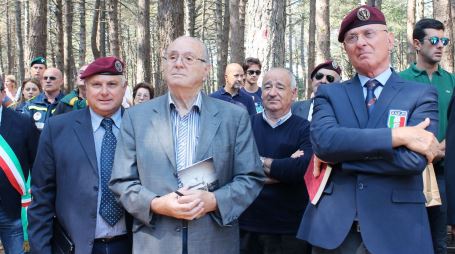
top-left (177, 157), bottom-right (218, 191)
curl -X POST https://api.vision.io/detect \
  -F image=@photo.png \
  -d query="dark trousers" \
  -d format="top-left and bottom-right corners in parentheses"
top-left (427, 174), bottom-right (447, 254)
top-left (240, 229), bottom-right (311, 254)
top-left (92, 235), bottom-right (131, 254)
top-left (311, 226), bottom-right (370, 254)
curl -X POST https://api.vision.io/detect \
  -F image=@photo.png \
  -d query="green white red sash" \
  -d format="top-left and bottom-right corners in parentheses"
top-left (0, 134), bottom-right (31, 251)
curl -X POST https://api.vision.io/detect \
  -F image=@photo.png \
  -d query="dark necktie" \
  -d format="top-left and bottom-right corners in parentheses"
top-left (99, 118), bottom-right (123, 226)
top-left (365, 79), bottom-right (381, 115)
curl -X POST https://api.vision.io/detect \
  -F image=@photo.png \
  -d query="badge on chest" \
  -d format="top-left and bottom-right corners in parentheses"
top-left (387, 110), bottom-right (408, 128)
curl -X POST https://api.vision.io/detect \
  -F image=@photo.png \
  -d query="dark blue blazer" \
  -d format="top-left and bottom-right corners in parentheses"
top-left (28, 108), bottom-right (131, 254)
top-left (0, 108), bottom-right (38, 218)
top-left (445, 95), bottom-right (455, 225)
top-left (292, 99), bottom-right (312, 120)
top-left (297, 72), bottom-right (437, 254)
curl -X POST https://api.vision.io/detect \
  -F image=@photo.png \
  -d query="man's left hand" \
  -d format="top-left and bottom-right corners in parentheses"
top-left (179, 189), bottom-right (217, 218)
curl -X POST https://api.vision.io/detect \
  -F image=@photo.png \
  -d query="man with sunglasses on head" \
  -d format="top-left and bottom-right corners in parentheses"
top-left (297, 6), bottom-right (439, 254)
top-left (242, 57), bottom-right (264, 113)
top-left (23, 68), bottom-right (65, 130)
top-left (400, 18), bottom-right (455, 254)
top-left (292, 60), bottom-right (341, 121)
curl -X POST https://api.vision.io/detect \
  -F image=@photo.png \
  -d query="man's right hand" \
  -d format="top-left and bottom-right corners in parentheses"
top-left (150, 189), bottom-right (205, 220)
top-left (391, 118), bottom-right (439, 162)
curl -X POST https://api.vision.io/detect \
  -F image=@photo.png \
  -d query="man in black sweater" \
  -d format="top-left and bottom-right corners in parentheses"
top-left (239, 68), bottom-right (313, 254)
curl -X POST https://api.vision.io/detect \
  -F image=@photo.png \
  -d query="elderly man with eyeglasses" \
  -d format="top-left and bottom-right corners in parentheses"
top-left (292, 60), bottom-right (341, 121)
top-left (400, 18), bottom-right (455, 254)
top-left (23, 67), bottom-right (65, 130)
top-left (297, 5), bottom-right (439, 254)
top-left (110, 36), bottom-right (264, 254)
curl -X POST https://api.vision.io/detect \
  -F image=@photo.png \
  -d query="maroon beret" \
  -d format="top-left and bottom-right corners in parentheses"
top-left (80, 56), bottom-right (125, 79)
top-left (338, 5), bottom-right (386, 42)
top-left (311, 60), bottom-right (342, 79)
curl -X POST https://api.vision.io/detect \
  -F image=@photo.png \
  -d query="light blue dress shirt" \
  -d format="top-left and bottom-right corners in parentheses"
top-left (358, 68), bottom-right (393, 99)
top-left (90, 108), bottom-right (127, 238)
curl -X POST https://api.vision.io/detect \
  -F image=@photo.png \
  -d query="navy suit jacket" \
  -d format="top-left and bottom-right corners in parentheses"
top-left (0, 108), bottom-right (38, 218)
top-left (28, 108), bottom-right (131, 254)
top-left (297, 72), bottom-right (437, 254)
top-left (445, 95), bottom-right (455, 225)
top-left (292, 99), bottom-right (312, 120)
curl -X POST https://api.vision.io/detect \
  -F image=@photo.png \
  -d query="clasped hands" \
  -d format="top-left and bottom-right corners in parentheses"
top-left (150, 188), bottom-right (217, 221)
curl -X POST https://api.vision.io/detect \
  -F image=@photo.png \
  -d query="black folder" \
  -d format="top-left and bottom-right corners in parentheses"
top-left (52, 218), bottom-right (74, 254)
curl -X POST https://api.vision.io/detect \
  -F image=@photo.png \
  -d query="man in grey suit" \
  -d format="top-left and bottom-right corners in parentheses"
top-left (110, 36), bottom-right (265, 254)
top-left (292, 60), bottom-right (342, 120)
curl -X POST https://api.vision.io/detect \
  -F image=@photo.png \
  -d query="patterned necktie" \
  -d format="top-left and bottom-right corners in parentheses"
top-left (365, 79), bottom-right (381, 115)
top-left (99, 118), bottom-right (123, 226)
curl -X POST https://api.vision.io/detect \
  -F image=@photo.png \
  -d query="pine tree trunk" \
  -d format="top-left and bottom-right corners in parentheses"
top-left (245, 0), bottom-right (286, 72)
top-left (23, 0), bottom-right (30, 67)
top-left (229, 0), bottom-right (242, 64)
top-left (64, 0), bottom-right (74, 92)
top-left (15, 0), bottom-right (25, 83)
top-left (157, 0), bottom-right (184, 96)
top-left (29, 0), bottom-right (47, 60)
top-left (315, 0), bottom-right (330, 64)
top-left (288, 0), bottom-right (293, 73)
top-left (56, 0), bottom-right (65, 72)
top-left (416, 0), bottom-right (425, 20)
top-left (406, 0), bottom-right (416, 65)
top-left (186, 0), bottom-right (196, 37)
top-left (6, 1), bottom-right (13, 74)
top-left (79, 0), bottom-right (86, 66)
top-left (91, 0), bottom-right (101, 59)
top-left (306, 0), bottom-right (316, 98)
top-left (100, 0), bottom-right (107, 57)
top-left (215, 0), bottom-right (229, 87)
top-left (107, 0), bottom-right (120, 57)
top-left (300, 14), bottom-right (306, 99)
top-left (137, 0), bottom-right (151, 83)
top-left (434, 0), bottom-right (454, 72)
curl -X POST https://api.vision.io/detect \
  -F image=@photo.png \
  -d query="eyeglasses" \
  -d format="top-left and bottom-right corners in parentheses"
top-left (43, 76), bottom-right (57, 81)
top-left (315, 73), bottom-right (336, 83)
top-left (247, 70), bottom-right (261, 76)
top-left (344, 29), bottom-right (388, 44)
top-left (426, 36), bottom-right (450, 46)
top-left (162, 53), bottom-right (206, 65)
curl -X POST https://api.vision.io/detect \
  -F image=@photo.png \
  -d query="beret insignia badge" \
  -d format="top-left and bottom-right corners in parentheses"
top-left (357, 7), bottom-right (370, 21)
top-left (114, 60), bottom-right (123, 72)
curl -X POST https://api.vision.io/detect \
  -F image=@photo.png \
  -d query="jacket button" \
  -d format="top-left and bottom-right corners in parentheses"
top-left (93, 186), bottom-right (98, 192)
top-left (358, 183), bottom-right (364, 190)
top-left (175, 227), bottom-right (181, 232)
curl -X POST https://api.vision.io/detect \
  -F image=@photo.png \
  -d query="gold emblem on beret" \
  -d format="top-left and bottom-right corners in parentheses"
top-left (114, 60), bottom-right (123, 72)
top-left (332, 61), bottom-right (339, 69)
top-left (357, 7), bottom-right (371, 21)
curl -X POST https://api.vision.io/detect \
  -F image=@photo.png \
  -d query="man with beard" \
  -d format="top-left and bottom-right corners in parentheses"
top-left (211, 63), bottom-right (256, 115)
top-left (400, 18), bottom-right (455, 254)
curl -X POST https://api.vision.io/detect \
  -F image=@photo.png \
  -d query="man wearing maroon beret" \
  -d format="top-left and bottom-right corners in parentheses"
top-left (297, 5), bottom-right (439, 254)
top-left (292, 60), bottom-right (341, 121)
top-left (28, 56), bottom-right (132, 254)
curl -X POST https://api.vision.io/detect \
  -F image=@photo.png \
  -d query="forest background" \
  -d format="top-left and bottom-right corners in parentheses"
top-left (0, 0), bottom-right (451, 99)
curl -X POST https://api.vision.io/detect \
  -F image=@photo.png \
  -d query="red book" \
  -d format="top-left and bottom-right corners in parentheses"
top-left (304, 155), bottom-right (332, 205)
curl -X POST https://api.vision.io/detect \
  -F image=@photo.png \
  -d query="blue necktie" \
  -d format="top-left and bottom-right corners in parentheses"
top-left (365, 79), bottom-right (381, 115)
top-left (99, 118), bottom-right (123, 226)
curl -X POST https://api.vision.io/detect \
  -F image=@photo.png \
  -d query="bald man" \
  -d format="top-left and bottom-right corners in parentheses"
top-left (210, 63), bottom-right (256, 115)
top-left (23, 67), bottom-right (65, 130)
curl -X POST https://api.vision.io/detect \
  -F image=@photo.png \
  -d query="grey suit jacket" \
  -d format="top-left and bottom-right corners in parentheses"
top-left (292, 99), bottom-right (312, 120)
top-left (110, 93), bottom-right (265, 254)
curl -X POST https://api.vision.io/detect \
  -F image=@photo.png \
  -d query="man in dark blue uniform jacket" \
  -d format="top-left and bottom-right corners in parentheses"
top-left (297, 5), bottom-right (439, 254)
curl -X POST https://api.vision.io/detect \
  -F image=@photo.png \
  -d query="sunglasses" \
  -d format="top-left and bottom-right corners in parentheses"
top-left (315, 72), bottom-right (335, 83)
top-left (427, 36), bottom-right (450, 46)
top-left (247, 70), bottom-right (261, 76)
top-left (43, 76), bottom-right (57, 81)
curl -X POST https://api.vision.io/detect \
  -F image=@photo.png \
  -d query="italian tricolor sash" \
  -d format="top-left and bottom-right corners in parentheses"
top-left (0, 134), bottom-right (31, 251)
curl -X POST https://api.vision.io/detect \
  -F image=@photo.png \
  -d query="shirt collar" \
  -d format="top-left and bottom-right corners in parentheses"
top-left (409, 62), bottom-right (442, 77)
top-left (90, 107), bottom-right (122, 132)
top-left (358, 67), bottom-right (392, 87)
top-left (262, 110), bottom-right (292, 128)
top-left (168, 91), bottom-right (202, 112)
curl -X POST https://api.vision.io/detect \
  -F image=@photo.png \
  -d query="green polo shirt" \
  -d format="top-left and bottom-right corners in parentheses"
top-left (400, 63), bottom-right (455, 141)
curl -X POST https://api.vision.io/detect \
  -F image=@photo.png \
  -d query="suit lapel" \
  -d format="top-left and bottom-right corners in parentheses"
top-left (195, 94), bottom-right (221, 161)
top-left (73, 108), bottom-right (98, 174)
top-left (345, 76), bottom-right (368, 128)
top-left (0, 109), bottom-right (12, 137)
top-left (150, 96), bottom-right (177, 170)
top-left (367, 73), bottom-right (402, 128)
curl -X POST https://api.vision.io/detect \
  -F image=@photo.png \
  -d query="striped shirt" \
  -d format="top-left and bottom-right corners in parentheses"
top-left (169, 92), bottom-right (202, 173)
